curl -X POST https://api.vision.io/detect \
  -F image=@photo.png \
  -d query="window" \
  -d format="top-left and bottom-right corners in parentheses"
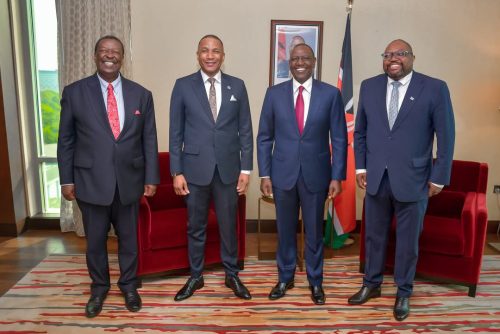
top-left (32, 0), bottom-right (60, 213)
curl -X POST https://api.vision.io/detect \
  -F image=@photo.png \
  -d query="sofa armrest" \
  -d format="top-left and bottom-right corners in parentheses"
top-left (473, 193), bottom-right (488, 256)
top-left (461, 192), bottom-right (477, 258)
top-left (138, 196), bottom-right (153, 251)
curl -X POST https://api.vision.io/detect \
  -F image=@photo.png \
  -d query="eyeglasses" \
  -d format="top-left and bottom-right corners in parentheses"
top-left (290, 56), bottom-right (314, 63)
top-left (381, 51), bottom-right (413, 60)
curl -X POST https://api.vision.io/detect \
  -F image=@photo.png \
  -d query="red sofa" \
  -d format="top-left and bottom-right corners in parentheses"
top-left (137, 152), bottom-right (246, 277)
top-left (359, 159), bottom-right (489, 296)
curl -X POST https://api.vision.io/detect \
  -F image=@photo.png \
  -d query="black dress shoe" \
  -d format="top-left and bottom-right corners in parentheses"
top-left (124, 290), bottom-right (142, 312)
top-left (394, 297), bottom-right (410, 321)
top-left (310, 285), bottom-right (325, 305)
top-left (225, 275), bottom-right (252, 300)
top-left (348, 285), bottom-right (381, 305)
top-left (174, 276), bottom-right (204, 301)
top-left (268, 281), bottom-right (294, 300)
top-left (85, 294), bottom-right (107, 318)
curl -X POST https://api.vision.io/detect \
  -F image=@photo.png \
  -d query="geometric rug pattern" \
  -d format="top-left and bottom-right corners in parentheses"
top-left (0, 254), bottom-right (499, 333)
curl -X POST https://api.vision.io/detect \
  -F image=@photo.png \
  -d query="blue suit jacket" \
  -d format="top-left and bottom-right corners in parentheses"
top-left (354, 71), bottom-right (455, 202)
top-left (57, 74), bottom-right (160, 206)
top-left (257, 79), bottom-right (347, 192)
top-left (169, 71), bottom-right (253, 185)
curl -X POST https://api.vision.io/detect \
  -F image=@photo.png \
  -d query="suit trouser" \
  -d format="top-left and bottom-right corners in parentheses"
top-left (363, 171), bottom-right (427, 297)
top-left (185, 168), bottom-right (239, 277)
top-left (77, 186), bottom-right (139, 296)
top-left (273, 172), bottom-right (328, 286)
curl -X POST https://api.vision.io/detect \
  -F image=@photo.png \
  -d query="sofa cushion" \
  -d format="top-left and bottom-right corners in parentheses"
top-left (149, 208), bottom-right (220, 250)
top-left (419, 215), bottom-right (465, 256)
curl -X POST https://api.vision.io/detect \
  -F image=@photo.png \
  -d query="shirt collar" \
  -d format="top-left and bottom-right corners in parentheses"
top-left (387, 71), bottom-right (413, 87)
top-left (293, 76), bottom-right (313, 93)
top-left (200, 70), bottom-right (222, 84)
top-left (97, 73), bottom-right (122, 91)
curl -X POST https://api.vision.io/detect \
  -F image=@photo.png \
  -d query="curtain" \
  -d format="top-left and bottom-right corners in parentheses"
top-left (56, 0), bottom-right (131, 236)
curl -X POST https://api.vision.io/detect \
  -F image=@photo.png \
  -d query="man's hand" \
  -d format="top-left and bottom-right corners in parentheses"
top-left (236, 173), bottom-right (250, 195)
top-left (356, 173), bottom-right (367, 189)
top-left (428, 182), bottom-right (442, 197)
top-left (173, 174), bottom-right (190, 195)
top-left (61, 185), bottom-right (75, 201)
top-left (328, 180), bottom-right (342, 199)
top-left (260, 178), bottom-right (273, 197)
top-left (144, 184), bottom-right (157, 197)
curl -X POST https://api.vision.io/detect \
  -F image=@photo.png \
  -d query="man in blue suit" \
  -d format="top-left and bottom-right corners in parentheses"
top-left (257, 44), bottom-right (347, 305)
top-left (349, 39), bottom-right (455, 321)
top-left (58, 35), bottom-right (160, 317)
top-left (169, 35), bottom-right (253, 301)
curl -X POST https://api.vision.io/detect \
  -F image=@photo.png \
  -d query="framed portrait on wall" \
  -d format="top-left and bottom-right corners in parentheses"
top-left (269, 20), bottom-right (323, 86)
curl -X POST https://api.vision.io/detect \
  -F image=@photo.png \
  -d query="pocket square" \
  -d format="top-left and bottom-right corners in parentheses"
top-left (230, 95), bottom-right (237, 102)
top-left (134, 110), bottom-right (141, 115)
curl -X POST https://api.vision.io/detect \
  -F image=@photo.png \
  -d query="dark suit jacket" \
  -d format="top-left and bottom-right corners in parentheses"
top-left (169, 71), bottom-right (253, 185)
top-left (354, 71), bottom-right (455, 202)
top-left (57, 74), bottom-right (160, 206)
top-left (257, 79), bottom-right (347, 192)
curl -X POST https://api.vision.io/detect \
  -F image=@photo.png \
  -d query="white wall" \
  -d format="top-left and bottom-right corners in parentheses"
top-left (130, 0), bottom-right (500, 220)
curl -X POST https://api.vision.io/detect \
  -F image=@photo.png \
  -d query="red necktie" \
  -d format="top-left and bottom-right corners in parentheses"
top-left (295, 85), bottom-right (305, 134)
top-left (107, 83), bottom-right (120, 139)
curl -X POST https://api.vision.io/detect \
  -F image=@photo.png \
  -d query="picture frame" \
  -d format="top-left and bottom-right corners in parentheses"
top-left (269, 20), bottom-right (323, 86)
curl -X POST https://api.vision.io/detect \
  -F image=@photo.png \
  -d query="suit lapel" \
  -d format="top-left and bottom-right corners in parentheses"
top-left (374, 75), bottom-right (391, 132)
top-left (282, 80), bottom-right (299, 136)
top-left (392, 72), bottom-right (424, 131)
top-left (86, 75), bottom-right (115, 140)
top-left (218, 73), bottom-right (231, 122)
top-left (191, 71), bottom-right (215, 124)
top-left (120, 77), bottom-right (135, 139)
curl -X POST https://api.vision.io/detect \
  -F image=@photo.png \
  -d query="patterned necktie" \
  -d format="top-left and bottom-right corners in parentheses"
top-left (107, 83), bottom-right (120, 139)
top-left (208, 77), bottom-right (217, 121)
top-left (388, 81), bottom-right (402, 130)
top-left (295, 86), bottom-right (305, 134)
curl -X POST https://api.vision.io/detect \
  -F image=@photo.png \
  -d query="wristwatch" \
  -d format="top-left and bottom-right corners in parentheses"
top-left (171, 172), bottom-right (183, 177)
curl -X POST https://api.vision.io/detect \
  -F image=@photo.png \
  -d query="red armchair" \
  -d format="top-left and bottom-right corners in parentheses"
top-left (359, 159), bottom-right (489, 297)
top-left (137, 152), bottom-right (246, 276)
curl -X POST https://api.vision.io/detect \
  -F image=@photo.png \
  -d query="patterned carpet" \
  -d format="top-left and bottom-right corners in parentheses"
top-left (0, 254), bottom-right (499, 333)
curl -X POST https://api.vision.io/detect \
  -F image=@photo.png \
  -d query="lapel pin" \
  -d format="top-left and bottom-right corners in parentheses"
top-left (227, 85), bottom-right (231, 90)
top-left (410, 96), bottom-right (415, 101)
top-left (134, 110), bottom-right (141, 115)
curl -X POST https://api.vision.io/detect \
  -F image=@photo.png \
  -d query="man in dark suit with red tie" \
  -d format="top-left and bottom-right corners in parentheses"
top-left (257, 43), bottom-right (347, 305)
top-left (349, 39), bottom-right (455, 321)
top-left (57, 35), bottom-right (160, 318)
